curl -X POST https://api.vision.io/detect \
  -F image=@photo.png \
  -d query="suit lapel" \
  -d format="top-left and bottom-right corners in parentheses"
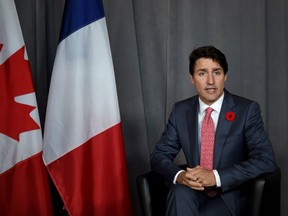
top-left (214, 91), bottom-right (236, 168)
top-left (185, 97), bottom-right (200, 167)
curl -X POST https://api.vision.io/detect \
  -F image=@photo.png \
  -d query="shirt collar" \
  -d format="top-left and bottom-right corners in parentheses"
top-left (199, 92), bottom-right (225, 114)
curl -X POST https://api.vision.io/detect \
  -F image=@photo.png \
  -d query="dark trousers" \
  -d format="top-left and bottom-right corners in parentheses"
top-left (166, 184), bottom-right (232, 216)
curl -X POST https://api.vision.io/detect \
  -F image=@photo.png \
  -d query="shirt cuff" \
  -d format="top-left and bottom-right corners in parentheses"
top-left (213, 170), bottom-right (221, 187)
top-left (173, 170), bottom-right (185, 184)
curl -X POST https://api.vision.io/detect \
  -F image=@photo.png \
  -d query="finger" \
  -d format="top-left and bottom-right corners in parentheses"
top-left (187, 166), bottom-right (202, 172)
top-left (188, 165), bottom-right (203, 171)
top-left (186, 178), bottom-right (204, 187)
top-left (194, 165), bottom-right (203, 169)
top-left (195, 177), bottom-right (203, 184)
top-left (185, 172), bottom-right (197, 181)
top-left (191, 186), bottom-right (205, 191)
top-left (189, 182), bottom-right (205, 191)
top-left (187, 167), bottom-right (202, 176)
top-left (183, 175), bottom-right (198, 184)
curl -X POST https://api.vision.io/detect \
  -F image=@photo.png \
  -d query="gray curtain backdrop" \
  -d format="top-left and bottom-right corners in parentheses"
top-left (14, 0), bottom-right (287, 215)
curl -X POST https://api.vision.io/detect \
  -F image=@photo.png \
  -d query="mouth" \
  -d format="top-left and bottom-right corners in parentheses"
top-left (205, 87), bottom-right (217, 93)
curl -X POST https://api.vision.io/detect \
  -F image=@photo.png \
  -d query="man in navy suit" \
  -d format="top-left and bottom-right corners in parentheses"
top-left (150, 45), bottom-right (276, 216)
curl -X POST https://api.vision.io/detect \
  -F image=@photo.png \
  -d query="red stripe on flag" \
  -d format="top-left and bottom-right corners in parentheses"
top-left (0, 152), bottom-right (53, 216)
top-left (47, 123), bottom-right (132, 216)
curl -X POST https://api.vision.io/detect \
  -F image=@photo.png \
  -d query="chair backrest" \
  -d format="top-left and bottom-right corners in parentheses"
top-left (137, 166), bottom-right (281, 216)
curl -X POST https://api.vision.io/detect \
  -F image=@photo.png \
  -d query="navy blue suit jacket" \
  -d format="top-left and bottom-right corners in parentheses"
top-left (150, 90), bottom-right (276, 216)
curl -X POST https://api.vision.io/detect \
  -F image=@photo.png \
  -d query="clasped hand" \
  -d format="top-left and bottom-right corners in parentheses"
top-left (176, 165), bottom-right (216, 190)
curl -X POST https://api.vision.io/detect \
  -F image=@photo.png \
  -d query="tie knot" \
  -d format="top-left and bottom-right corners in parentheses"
top-left (205, 107), bottom-right (213, 116)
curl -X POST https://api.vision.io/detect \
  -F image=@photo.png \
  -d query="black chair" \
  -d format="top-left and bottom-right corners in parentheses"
top-left (136, 166), bottom-right (281, 216)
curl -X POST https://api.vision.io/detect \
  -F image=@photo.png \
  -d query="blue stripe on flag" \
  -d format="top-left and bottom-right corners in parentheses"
top-left (59, 0), bottom-right (105, 42)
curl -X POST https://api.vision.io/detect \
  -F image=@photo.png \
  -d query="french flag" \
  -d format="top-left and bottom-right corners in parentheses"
top-left (43, 0), bottom-right (132, 215)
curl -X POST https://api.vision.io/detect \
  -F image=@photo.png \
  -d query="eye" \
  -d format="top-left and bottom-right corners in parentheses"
top-left (197, 70), bottom-right (206, 76)
top-left (214, 70), bottom-right (222, 75)
top-left (199, 72), bottom-right (205, 76)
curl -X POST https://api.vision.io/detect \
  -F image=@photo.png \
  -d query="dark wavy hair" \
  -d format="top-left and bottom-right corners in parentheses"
top-left (189, 46), bottom-right (228, 75)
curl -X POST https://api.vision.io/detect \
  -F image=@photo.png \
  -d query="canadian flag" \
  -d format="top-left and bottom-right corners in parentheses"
top-left (43, 0), bottom-right (132, 215)
top-left (0, 1), bottom-right (53, 215)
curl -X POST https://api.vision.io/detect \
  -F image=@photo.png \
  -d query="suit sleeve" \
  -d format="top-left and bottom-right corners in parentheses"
top-left (150, 105), bottom-right (183, 184)
top-left (218, 102), bottom-right (276, 192)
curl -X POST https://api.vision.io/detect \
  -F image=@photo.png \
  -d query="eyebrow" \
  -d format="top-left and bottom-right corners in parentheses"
top-left (197, 67), bottom-right (222, 72)
top-left (212, 67), bottom-right (222, 71)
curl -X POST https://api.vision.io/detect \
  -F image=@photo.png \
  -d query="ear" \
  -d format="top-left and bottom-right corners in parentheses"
top-left (190, 75), bottom-right (195, 85)
top-left (224, 74), bottom-right (228, 82)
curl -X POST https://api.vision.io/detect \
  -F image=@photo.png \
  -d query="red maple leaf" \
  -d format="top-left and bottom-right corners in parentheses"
top-left (0, 43), bottom-right (3, 52)
top-left (0, 46), bottom-right (40, 141)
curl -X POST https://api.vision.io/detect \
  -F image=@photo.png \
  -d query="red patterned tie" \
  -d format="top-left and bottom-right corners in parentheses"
top-left (200, 107), bottom-right (215, 170)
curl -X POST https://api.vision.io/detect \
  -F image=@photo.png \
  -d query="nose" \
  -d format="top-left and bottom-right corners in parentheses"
top-left (207, 73), bottom-right (215, 84)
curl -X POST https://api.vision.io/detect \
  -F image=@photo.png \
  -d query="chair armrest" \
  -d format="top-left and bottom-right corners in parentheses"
top-left (136, 171), bottom-right (168, 216)
top-left (136, 165), bottom-right (187, 216)
top-left (250, 166), bottom-right (281, 216)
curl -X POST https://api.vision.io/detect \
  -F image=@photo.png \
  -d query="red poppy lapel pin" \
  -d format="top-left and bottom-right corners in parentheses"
top-left (225, 111), bottom-right (235, 121)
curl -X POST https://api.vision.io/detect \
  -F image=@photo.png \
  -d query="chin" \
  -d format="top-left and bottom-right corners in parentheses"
top-left (204, 97), bottom-right (218, 104)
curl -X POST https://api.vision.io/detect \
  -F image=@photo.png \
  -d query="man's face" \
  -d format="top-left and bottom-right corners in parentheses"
top-left (190, 58), bottom-right (227, 105)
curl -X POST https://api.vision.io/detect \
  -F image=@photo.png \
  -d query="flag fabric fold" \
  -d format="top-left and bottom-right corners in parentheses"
top-left (43, 0), bottom-right (132, 215)
top-left (0, 0), bottom-right (53, 215)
